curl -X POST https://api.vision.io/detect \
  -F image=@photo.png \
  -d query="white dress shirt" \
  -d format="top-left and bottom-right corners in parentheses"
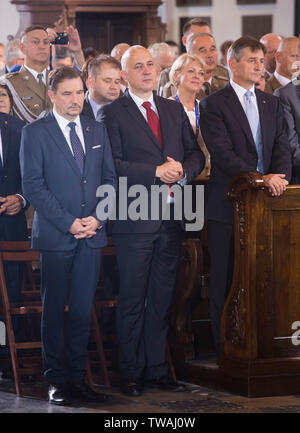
top-left (274, 70), bottom-right (291, 87)
top-left (24, 64), bottom-right (47, 85)
top-left (128, 89), bottom-right (159, 119)
top-left (230, 79), bottom-right (259, 115)
top-left (52, 108), bottom-right (86, 155)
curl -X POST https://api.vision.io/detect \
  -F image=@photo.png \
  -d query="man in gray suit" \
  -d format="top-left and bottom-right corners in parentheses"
top-left (274, 75), bottom-right (300, 184)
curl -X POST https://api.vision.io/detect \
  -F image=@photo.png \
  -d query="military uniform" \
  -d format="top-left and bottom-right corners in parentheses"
top-left (2, 66), bottom-right (52, 123)
top-left (159, 63), bottom-right (229, 99)
top-left (264, 73), bottom-right (282, 95)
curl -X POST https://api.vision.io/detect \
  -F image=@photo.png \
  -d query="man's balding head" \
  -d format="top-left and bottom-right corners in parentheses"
top-left (121, 45), bottom-right (156, 98)
top-left (111, 43), bottom-right (130, 62)
top-left (275, 37), bottom-right (300, 79)
top-left (186, 33), bottom-right (218, 76)
top-left (260, 33), bottom-right (282, 74)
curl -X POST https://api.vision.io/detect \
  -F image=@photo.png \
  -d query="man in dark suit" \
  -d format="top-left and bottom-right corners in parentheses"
top-left (274, 77), bottom-right (300, 184)
top-left (200, 37), bottom-right (292, 354)
top-left (20, 66), bottom-right (117, 405)
top-left (0, 113), bottom-right (27, 340)
top-left (99, 45), bottom-right (204, 397)
top-left (82, 54), bottom-right (121, 120)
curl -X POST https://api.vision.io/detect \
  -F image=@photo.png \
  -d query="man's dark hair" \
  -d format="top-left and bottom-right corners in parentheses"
top-left (48, 66), bottom-right (83, 92)
top-left (87, 54), bottom-right (121, 79)
top-left (182, 18), bottom-right (210, 36)
top-left (83, 47), bottom-right (99, 60)
top-left (228, 36), bottom-right (266, 62)
top-left (220, 40), bottom-right (234, 56)
top-left (0, 83), bottom-right (13, 110)
top-left (20, 25), bottom-right (48, 42)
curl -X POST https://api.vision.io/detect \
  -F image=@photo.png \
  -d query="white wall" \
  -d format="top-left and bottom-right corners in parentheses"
top-left (158, 0), bottom-right (295, 48)
top-left (0, 0), bottom-right (19, 44)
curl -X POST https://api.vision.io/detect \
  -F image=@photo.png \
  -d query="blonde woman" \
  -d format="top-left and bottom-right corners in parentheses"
top-left (169, 53), bottom-right (210, 179)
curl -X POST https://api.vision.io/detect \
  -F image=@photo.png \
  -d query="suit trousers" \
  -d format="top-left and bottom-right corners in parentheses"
top-left (208, 220), bottom-right (234, 355)
top-left (39, 241), bottom-right (101, 385)
top-left (113, 220), bottom-right (182, 381)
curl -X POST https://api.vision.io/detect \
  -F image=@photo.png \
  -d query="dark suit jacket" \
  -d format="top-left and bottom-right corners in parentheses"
top-left (200, 83), bottom-right (292, 224)
top-left (82, 93), bottom-right (95, 120)
top-left (274, 82), bottom-right (300, 184)
top-left (99, 90), bottom-right (205, 234)
top-left (0, 112), bottom-right (28, 241)
top-left (20, 112), bottom-right (117, 250)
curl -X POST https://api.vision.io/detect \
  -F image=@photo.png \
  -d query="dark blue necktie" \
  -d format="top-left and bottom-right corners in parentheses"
top-left (68, 122), bottom-right (85, 174)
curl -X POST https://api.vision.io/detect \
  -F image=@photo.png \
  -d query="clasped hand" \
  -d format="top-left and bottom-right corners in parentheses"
top-left (69, 216), bottom-right (100, 239)
top-left (0, 195), bottom-right (22, 216)
top-left (156, 157), bottom-right (184, 183)
top-left (262, 174), bottom-right (288, 197)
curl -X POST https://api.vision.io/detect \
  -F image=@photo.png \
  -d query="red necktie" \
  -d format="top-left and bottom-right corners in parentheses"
top-left (142, 101), bottom-right (174, 197)
top-left (142, 101), bottom-right (163, 146)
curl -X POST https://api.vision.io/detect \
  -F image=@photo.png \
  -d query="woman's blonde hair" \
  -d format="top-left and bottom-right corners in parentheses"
top-left (169, 53), bottom-right (206, 88)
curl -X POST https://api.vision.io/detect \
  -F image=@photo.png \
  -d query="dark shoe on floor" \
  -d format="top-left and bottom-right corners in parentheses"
top-left (48, 384), bottom-right (72, 406)
top-left (121, 379), bottom-right (143, 397)
top-left (145, 376), bottom-right (186, 392)
top-left (69, 381), bottom-right (107, 403)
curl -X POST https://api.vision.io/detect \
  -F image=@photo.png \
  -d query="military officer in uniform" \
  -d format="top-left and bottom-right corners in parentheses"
top-left (2, 25), bottom-right (52, 123)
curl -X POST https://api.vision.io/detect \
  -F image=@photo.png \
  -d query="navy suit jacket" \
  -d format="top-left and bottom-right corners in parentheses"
top-left (200, 83), bottom-right (292, 224)
top-left (0, 112), bottom-right (28, 241)
top-left (20, 111), bottom-right (117, 250)
top-left (99, 90), bottom-right (205, 234)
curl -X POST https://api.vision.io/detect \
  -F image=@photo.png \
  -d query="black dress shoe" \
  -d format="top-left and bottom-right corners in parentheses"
top-left (121, 379), bottom-right (143, 397)
top-left (145, 376), bottom-right (186, 392)
top-left (69, 381), bottom-right (107, 403)
top-left (48, 384), bottom-right (72, 406)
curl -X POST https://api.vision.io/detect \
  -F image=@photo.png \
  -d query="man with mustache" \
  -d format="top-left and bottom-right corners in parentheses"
top-left (20, 66), bottom-right (117, 405)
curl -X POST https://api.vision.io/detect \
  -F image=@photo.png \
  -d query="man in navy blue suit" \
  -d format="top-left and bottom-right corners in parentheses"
top-left (200, 37), bottom-right (292, 355)
top-left (20, 66), bottom-right (117, 405)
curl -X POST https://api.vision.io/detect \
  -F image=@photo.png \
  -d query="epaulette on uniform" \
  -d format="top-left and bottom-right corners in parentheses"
top-left (214, 75), bottom-right (229, 81)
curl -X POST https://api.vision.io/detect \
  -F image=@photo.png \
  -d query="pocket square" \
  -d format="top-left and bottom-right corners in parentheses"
top-left (92, 145), bottom-right (101, 149)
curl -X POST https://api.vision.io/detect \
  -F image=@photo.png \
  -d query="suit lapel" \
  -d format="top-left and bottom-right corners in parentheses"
top-left (0, 117), bottom-right (10, 167)
top-left (44, 112), bottom-right (82, 178)
top-left (81, 115), bottom-right (94, 178)
top-left (224, 84), bottom-right (257, 152)
top-left (255, 89), bottom-right (269, 152)
top-left (123, 92), bottom-right (163, 153)
top-left (154, 94), bottom-right (170, 155)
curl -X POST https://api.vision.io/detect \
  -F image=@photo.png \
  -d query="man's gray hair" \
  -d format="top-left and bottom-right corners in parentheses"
top-left (186, 32), bottom-right (216, 54)
top-left (148, 42), bottom-right (173, 61)
top-left (4, 39), bottom-right (23, 65)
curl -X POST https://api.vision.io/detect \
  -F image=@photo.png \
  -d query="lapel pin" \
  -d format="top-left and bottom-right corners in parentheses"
top-left (86, 126), bottom-right (90, 132)
top-left (4, 121), bottom-right (8, 124)
top-left (263, 100), bottom-right (266, 104)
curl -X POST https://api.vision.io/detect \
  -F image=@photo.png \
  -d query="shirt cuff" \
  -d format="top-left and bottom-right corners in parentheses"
top-left (16, 194), bottom-right (26, 208)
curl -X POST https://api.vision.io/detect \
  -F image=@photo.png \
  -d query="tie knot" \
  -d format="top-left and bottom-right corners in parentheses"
top-left (244, 90), bottom-right (253, 101)
top-left (68, 122), bottom-right (76, 130)
top-left (142, 101), bottom-right (152, 111)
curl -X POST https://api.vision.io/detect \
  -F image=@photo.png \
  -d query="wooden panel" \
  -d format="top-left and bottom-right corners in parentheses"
top-left (177, 0), bottom-right (212, 5)
top-left (237, 0), bottom-right (276, 4)
top-left (242, 15), bottom-right (272, 39)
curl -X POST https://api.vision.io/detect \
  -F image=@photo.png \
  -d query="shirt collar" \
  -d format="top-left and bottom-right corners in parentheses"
top-left (230, 78), bottom-right (256, 99)
top-left (274, 70), bottom-right (291, 87)
top-left (52, 107), bottom-right (81, 131)
top-left (24, 64), bottom-right (47, 82)
top-left (88, 92), bottom-right (102, 118)
top-left (128, 89), bottom-right (155, 109)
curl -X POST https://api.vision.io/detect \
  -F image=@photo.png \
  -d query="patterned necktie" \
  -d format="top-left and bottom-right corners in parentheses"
top-left (68, 122), bottom-right (85, 174)
top-left (244, 90), bottom-right (264, 174)
top-left (202, 82), bottom-right (211, 96)
top-left (37, 73), bottom-right (44, 88)
top-left (142, 101), bottom-right (163, 146)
